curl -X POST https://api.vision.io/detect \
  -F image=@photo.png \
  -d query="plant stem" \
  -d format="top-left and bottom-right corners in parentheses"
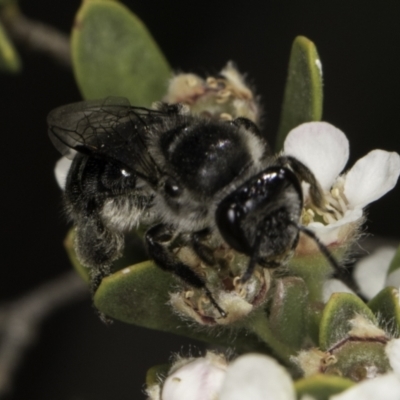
top-left (0, 271), bottom-right (88, 396)
top-left (247, 311), bottom-right (295, 367)
top-left (1, 5), bottom-right (71, 67)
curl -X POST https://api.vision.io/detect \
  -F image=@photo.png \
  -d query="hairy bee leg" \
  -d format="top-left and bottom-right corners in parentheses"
top-left (146, 224), bottom-right (227, 318)
top-left (74, 219), bottom-right (124, 325)
top-left (88, 265), bottom-right (111, 294)
top-left (277, 155), bottom-right (328, 211)
top-left (74, 218), bottom-right (124, 293)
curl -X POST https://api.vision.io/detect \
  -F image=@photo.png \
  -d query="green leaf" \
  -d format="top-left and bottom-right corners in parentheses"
top-left (295, 375), bottom-right (353, 400)
top-left (72, 0), bottom-right (171, 106)
top-left (0, 21), bottom-right (21, 73)
top-left (387, 244), bottom-right (400, 274)
top-left (287, 248), bottom-right (347, 302)
top-left (368, 286), bottom-right (400, 333)
top-left (0, 0), bottom-right (16, 7)
top-left (93, 259), bottom-right (273, 351)
top-left (64, 227), bottom-right (149, 283)
top-left (94, 260), bottom-right (175, 327)
top-left (64, 229), bottom-right (90, 283)
top-left (268, 277), bottom-right (309, 349)
top-left (319, 293), bottom-right (376, 350)
top-left (275, 35), bottom-right (323, 151)
top-left (307, 303), bottom-right (324, 345)
top-left (325, 341), bottom-right (390, 380)
top-left (65, 228), bottom-right (267, 348)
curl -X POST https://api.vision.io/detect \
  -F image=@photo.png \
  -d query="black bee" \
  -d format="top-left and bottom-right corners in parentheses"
top-left (48, 97), bottom-right (335, 316)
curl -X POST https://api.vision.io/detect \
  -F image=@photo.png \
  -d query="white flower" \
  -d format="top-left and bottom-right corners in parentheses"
top-left (284, 122), bottom-right (400, 248)
top-left (323, 245), bottom-right (400, 302)
top-left (219, 354), bottom-right (296, 400)
top-left (330, 373), bottom-right (400, 400)
top-left (149, 352), bottom-right (296, 400)
top-left (386, 338), bottom-right (400, 375)
top-left (150, 344), bottom-right (400, 400)
top-left (54, 156), bottom-right (73, 189)
top-left (322, 278), bottom-right (355, 303)
top-left (159, 353), bottom-right (228, 400)
top-left (353, 246), bottom-right (400, 300)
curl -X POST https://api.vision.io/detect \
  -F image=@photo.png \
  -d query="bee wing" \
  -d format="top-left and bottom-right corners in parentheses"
top-left (48, 97), bottom-right (164, 184)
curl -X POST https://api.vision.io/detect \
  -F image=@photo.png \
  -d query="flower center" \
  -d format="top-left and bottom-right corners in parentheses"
top-left (301, 177), bottom-right (349, 226)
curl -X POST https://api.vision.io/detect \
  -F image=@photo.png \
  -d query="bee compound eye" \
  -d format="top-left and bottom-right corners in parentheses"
top-left (164, 178), bottom-right (182, 198)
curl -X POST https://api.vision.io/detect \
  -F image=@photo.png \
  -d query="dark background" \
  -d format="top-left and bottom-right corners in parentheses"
top-left (1, 1), bottom-right (400, 399)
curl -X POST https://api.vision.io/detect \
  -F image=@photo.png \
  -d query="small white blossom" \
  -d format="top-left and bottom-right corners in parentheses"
top-left (219, 354), bottom-right (296, 400)
top-left (330, 373), bottom-right (400, 400)
top-left (151, 353), bottom-right (296, 400)
top-left (323, 278), bottom-right (355, 303)
top-left (54, 156), bottom-right (73, 189)
top-left (386, 338), bottom-right (400, 374)
top-left (284, 122), bottom-right (400, 248)
top-left (323, 246), bottom-right (400, 301)
top-left (151, 348), bottom-right (400, 400)
top-left (353, 246), bottom-right (398, 299)
top-left (159, 353), bottom-right (228, 400)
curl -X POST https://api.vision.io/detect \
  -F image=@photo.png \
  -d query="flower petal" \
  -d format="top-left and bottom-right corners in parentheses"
top-left (307, 208), bottom-right (363, 246)
top-left (344, 150), bottom-right (400, 209)
top-left (330, 373), bottom-right (400, 400)
top-left (323, 279), bottom-right (355, 303)
top-left (283, 122), bottom-right (349, 190)
top-left (353, 247), bottom-right (396, 300)
top-left (55, 157), bottom-right (73, 190)
top-left (386, 339), bottom-right (400, 375)
top-left (220, 354), bottom-right (295, 400)
top-left (162, 353), bottom-right (227, 400)
top-left (386, 269), bottom-right (400, 288)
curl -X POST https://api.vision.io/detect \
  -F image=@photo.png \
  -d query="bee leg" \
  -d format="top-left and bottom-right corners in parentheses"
top-left (74, 218), bottom-right (124, 325)
top-left (74, 217), bottom-right (124, 294)
top-left (145, 224), bottom-right (227, 318)
top-left (190, 228), bottom-right (216, 266)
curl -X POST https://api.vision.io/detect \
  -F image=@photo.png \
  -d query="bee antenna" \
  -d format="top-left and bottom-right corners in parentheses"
top-left (289, 221), bottom-right (343, 276)
top-left (204, 287), bottom-right (227, 318)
